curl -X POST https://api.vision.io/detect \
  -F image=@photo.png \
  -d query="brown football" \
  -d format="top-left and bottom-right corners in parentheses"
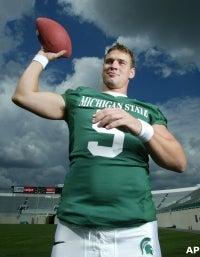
top-left (35, 17), bottom-right (72, 58)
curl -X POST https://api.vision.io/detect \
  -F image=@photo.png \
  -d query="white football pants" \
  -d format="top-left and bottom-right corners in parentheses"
top-left (51, 220), bottom-right (162, 257)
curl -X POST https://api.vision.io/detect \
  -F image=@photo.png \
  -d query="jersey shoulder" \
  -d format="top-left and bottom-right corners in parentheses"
top-left (62, 86), bottom-right (100, 98)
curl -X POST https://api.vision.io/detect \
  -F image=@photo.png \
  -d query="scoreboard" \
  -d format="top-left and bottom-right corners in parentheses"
top-left (11, 185), bottom-right (63, 194)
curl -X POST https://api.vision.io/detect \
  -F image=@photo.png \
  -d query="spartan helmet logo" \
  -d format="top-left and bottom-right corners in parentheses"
top-left (140, 237), bottom-right (154, 256)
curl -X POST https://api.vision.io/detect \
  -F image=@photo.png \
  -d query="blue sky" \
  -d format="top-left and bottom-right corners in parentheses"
top-left (0, 0), bottom-right (200, 190)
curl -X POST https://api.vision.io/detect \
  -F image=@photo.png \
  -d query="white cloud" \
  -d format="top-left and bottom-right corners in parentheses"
top-left (0, 0), bottom-right (35, 65)
top-left (0, 73), bottom-right (68, 187)
top-left (56, 57), bottom-right (103, 93)
top-left (59, 0), bottom-right (200, 75)
top-left (150, 97), bottom-right (200, 189)
top-left (0, 169), bottom-right (13, 188)
top-left (0, 0), bottom-right (34, 22)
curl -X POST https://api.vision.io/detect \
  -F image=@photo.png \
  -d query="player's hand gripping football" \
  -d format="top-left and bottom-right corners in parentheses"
top-left (92, 108), bottom-right (142, 136)
top-left (37, 48), bottom-right (67, 61)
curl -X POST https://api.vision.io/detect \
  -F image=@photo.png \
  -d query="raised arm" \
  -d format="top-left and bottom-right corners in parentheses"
top-left (12, 50), bottom-right (66, 119)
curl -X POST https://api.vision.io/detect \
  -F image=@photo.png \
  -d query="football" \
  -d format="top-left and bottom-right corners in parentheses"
top-left (35, 17), bottom-right (72, 58)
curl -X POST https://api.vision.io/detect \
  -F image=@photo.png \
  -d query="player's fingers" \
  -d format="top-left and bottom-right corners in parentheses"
top-left (104, 118), bottom-right (124, 129)
top-left (96, 112), bottom-right (125, 129)
top-left (98, 115), bottom-right (117, 128)
top-left (55, 50), bottom-right (67, 58)
top-left (45, 50), bottom-right (67, 61)
top-left (93, 108), bottom-right (123, 123)
top-left (92, 111), bottom-right (115, 127)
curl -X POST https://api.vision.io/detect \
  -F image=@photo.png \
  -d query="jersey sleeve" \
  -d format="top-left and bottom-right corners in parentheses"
top-left (149, 105), bottom-right (168, 127)
top-left (61, 87), bottom-right (89, 106)
top-left (61, 88), bottom-right (74, 105)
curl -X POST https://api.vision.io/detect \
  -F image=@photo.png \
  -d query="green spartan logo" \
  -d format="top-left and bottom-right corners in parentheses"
top-left (140, 237), bottom-right (154, 256)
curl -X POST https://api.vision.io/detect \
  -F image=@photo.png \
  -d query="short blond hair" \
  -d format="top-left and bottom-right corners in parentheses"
top-left (106, 43), bottom-right (135, 68)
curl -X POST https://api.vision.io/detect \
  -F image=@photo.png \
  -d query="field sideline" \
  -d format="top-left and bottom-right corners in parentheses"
top-left (0, 224), bottom-right (200, 257)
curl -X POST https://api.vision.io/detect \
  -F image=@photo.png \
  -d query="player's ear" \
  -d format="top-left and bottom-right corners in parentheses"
top-left (129, 67), bottom-right (135, 79)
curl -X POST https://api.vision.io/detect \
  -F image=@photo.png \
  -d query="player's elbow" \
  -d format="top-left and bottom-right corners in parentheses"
top-left (12, 93), bottom-right (18, 104)
top-left (12, 92), bottom-right (19, 104)
top-left (176, 158), bottom-right (187, 173)
top-left (168, 147), bottom-right (187, 173)
top-left (12, 93), bottom-right (22, 106)
top-left (12, 92), bottom-right (27, 109)
top-left (155, 155), bottom-right (187, 173)
top-left (171, 156), bottom-right (187, 173)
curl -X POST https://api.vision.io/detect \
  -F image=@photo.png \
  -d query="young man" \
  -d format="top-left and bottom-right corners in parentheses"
top-left (12, 43), bottom-right (186, 257)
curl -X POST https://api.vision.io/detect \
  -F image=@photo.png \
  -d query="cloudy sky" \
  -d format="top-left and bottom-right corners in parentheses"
top-left (0, 0), bottom-right (199, 191)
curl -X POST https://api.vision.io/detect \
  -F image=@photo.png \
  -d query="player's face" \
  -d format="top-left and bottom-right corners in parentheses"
top-left (102, 50), bottom-right (135, 91)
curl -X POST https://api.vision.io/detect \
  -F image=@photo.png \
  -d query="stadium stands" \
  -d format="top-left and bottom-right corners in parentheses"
top-left (152, 185), bottom-right (200, 231)
top-left (0, 191), bottom-right (60, 224)
top-left (1, 185), bottom-right (200, 230)
top-left (152, 186), bottom-right (199, 211)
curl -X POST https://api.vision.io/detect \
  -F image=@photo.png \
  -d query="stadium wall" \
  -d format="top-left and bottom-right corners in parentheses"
top-left (157, 209), bottom-right (200, 231)
top-left (0, 214), bottom-right (55, 224)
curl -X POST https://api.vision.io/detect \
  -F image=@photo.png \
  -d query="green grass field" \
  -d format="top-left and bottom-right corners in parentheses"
top-left (0, 224), bottom-right (200, 257)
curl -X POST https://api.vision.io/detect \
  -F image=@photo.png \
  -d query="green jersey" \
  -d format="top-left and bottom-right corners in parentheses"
top-left (57, 87), bottom-right (167, 228)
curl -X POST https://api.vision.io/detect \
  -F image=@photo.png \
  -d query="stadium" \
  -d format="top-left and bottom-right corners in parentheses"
top-left (1, 184), bottom-right (200, 231)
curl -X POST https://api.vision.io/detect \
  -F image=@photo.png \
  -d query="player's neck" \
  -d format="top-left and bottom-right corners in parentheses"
top-left (102, 85), bottom-right (127, 97)
top-left (102, 91), bottom-right (127, 97)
